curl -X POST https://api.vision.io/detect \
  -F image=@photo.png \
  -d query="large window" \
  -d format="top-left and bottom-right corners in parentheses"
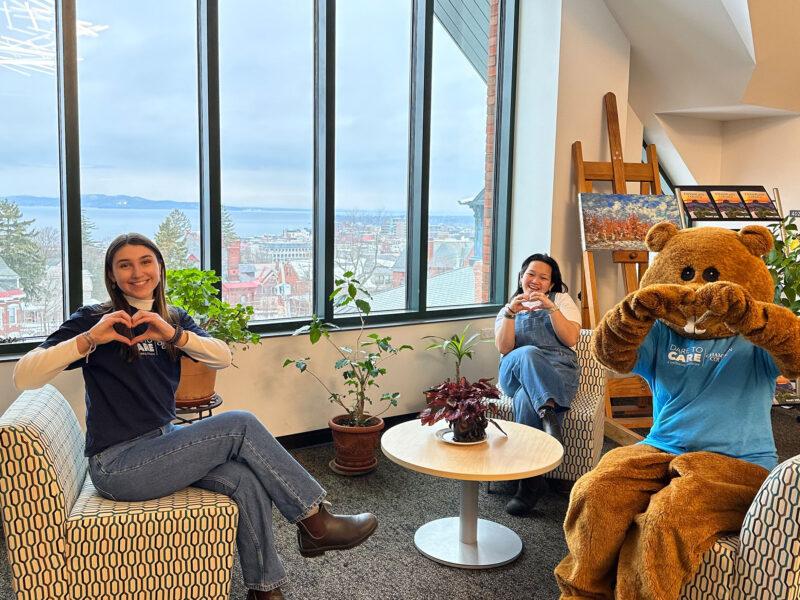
top-left (219, 1), bottom-right (314, 322)
top-left (0, 0), bottom-right (517, 352)
top-left (77, 0), bottom-right (200, 305)
top-left (334, 0), bottom-right (412, 314)
top-left (428, 0), bottom-right (497, 308)
top-left (0, 1), bottom-right (63, 340)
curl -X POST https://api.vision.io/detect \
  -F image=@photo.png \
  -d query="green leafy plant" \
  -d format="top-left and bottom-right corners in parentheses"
top-left (418, 378), bottom-right (505, 442)
top-left (765, 217), bottom-right (800, 315)
top-left (283, 271), bottom-right (413, 427)
top-left (165, 268), bottom-right (260, 360)
top-left (423, 324), bottom-right (490, 381)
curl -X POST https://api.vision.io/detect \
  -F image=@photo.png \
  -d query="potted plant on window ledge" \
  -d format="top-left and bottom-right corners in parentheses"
top-left (283, 271), bottom-right (413, 475)
top-left (166, 268), bottom-right (260, 407)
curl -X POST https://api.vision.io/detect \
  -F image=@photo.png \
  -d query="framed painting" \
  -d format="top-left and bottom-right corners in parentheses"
top-left (578, 193), bottom-right (682, 251)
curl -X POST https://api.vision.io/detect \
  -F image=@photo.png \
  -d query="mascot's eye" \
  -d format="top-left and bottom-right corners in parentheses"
top-left (702, 267), bottom-right (720, 282)
top-left (680, 266), bottom-right (695, 281)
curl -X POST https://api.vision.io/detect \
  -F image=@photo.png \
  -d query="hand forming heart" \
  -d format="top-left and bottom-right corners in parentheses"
top-left (128, 311), bottom-right (177, 345)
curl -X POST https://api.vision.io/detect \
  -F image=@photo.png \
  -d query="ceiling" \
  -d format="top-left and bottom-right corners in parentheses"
top-left (603, 0), bottom-right (800, 121)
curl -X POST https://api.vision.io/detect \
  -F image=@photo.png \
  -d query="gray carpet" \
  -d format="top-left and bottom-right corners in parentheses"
top-left (2, 406), bottom-right (799, 600)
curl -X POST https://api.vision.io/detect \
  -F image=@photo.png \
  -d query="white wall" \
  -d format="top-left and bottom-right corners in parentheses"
top-left (509, 0), bottom-right (562, 294)
top-left (0, 317), bottom-right (500, 435)
top-left (549, 0), bottom-right (632, 317)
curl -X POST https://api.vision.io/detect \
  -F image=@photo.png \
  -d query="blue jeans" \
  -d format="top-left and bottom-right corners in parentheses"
top-left (88, 411), bottom-right (326, 592)
top-left (499, 345), bottom-right (579, 430)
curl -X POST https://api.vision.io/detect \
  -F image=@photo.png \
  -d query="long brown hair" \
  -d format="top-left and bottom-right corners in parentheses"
top-left (101, 233), bottom-right (180, 361)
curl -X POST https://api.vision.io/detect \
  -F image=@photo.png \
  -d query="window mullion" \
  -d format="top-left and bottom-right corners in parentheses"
top-left (56, 0), bottom-right (83, 315)
top-left (314, 0), bottom-right (335, 321)
top-left (406, 0), bottom-right (434, 314)
top-left (198, 0), bottom-right (223, 280)
top-left (491, 0), bottom-right (518, 304)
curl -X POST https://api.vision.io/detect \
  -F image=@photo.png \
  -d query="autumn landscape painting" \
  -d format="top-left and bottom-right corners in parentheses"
top-left (579, 193), bottom-right (682, 251)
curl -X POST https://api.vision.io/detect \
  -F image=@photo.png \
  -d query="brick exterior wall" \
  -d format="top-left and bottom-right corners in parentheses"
top-left (480, 0), bottom-right (500, 303)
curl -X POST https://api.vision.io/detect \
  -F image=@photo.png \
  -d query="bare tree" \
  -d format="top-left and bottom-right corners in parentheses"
top-left (334, 209), bottom-right (387, 288)
top-left (35, 227), bottom-right (61, 261)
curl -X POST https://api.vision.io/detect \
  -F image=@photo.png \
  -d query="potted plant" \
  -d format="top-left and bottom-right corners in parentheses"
top-left (419, 378), bottom-right (505, 442)
top-left (166, 268), bottom-right (260, 407)
top-left (423, 324), bottom-right (490, 382)
top-left (765, 217), bottom-right (800, 315)
top-left (283, 271), bottom-right (412, 475)
top-left (765, 217), bottom-right (800, 399)
top-left (419, 325), bottom-right (505, 442)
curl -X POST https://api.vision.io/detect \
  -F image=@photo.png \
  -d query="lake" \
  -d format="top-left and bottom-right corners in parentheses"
top-left (18, 205), bottom-right (473, 242)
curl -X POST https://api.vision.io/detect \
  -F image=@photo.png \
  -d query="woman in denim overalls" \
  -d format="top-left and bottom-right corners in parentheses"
top-left (495, 253), bottom-right (581, 515)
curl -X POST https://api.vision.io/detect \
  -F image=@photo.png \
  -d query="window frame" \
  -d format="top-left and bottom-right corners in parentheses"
top-left (0, 0), bottom-right (518, 356)
top-left (642, 140), bottom-right (676, 195)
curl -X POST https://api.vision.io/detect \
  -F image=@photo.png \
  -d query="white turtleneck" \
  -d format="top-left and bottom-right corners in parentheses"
top-left (13, 296), bottom-right (232, 391)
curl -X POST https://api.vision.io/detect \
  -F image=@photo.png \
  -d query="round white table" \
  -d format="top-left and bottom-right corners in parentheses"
top-left (381, 418), bottom-right (563, 568)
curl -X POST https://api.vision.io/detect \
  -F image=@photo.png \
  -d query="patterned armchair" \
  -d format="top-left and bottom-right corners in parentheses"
top-left (489, 328), bottom-right (606, 481)
top-left (0, 385), bottom-right (239, 600)
top-left (679, 453), bottom-right (800, 600)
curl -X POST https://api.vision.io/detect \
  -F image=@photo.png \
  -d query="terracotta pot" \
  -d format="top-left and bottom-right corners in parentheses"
top-left (175, 357), bottom-right (217, 408)
top-left (328, 415), bottom-right (384, 475)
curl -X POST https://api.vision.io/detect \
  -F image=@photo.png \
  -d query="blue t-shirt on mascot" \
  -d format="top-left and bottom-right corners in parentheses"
top-left (633, 321), bottom-right (779, 471)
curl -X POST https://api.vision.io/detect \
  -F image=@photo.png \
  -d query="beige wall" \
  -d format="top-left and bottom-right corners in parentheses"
top-left (657, 114), bottom-right (723, 185)
top-left (721, 115), bottom-right (800, 214)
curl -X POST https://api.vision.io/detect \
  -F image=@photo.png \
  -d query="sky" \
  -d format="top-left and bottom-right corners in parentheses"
top-left (0, 0), bottom-right (490, 215)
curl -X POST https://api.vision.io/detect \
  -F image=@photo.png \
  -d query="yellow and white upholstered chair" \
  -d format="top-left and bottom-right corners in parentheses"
top-left (0, 385), bottom-right (239, 600)
top-left (678, 452), bottom-right (800, 600)
top-left (489, 328), bottom-right (606, 482)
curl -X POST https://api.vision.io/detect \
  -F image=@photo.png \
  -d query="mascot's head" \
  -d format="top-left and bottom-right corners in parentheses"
top-left (640, 223), bottom-right (774, 339)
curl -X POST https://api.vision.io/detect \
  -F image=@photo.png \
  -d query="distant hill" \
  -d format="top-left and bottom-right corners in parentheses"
top-left (4, 194), bottom-right (194, 210)
top-left (2, 194), bottom-right (473, 219)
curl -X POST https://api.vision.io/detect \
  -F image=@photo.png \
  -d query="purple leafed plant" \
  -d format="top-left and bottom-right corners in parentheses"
top-left (419, 377), bottom-right (506, 442)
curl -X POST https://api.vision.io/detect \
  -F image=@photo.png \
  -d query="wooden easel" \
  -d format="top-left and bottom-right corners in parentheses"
top-left (573, 92), bottom-right (661, 443)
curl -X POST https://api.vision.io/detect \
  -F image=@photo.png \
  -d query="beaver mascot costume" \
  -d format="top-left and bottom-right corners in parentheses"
top-left (554, 223), bottom-right (800, 600)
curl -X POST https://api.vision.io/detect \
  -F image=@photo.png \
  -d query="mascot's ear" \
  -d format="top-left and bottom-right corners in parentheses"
top-left (646, 222), bottom-right (680, 252)
top-left (737, 225), bottom-right (774, 257)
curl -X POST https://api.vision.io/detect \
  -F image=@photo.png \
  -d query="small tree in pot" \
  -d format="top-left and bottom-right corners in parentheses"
top-left (284, 271), bottom-right (413, 474)
top-left (423, 324), bottom-right (490, 381)
top-left (166, 268), bottom-right (260, 406)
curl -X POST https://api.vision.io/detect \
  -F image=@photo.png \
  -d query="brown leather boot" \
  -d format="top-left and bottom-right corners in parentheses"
top-left (297, 501), bottom-right (378, 557)
top-left (247, 588), bottom-right (284, 600)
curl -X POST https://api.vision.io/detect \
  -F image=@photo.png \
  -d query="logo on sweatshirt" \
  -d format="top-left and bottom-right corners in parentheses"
top-left (667, 344), bottom-right (704, 366)
top-left (137, 340), bottom-right (158, 356)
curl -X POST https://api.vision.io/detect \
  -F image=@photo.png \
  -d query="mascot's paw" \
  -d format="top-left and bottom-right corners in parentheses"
top-left (630, 284), bottom-right (694, 327)
top-left (696, 281), bottom-right (750, 330)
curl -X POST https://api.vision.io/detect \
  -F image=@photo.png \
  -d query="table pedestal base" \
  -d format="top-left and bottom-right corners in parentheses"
top-left (414, 517), bottom-right (522, 568)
